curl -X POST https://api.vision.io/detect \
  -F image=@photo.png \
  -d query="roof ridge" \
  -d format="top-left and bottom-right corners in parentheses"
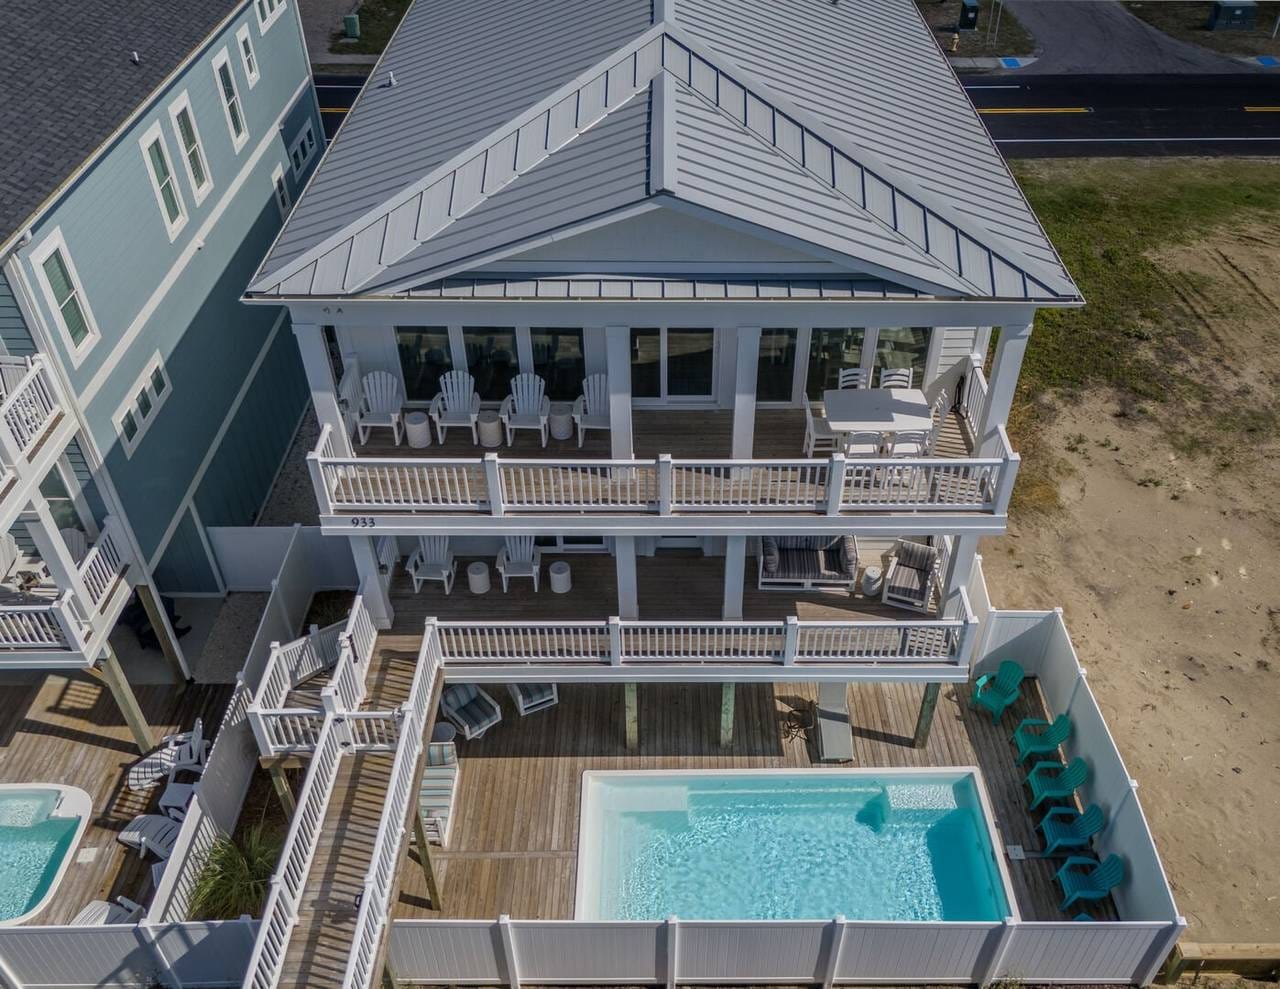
top-left (662, 71), bottom-right (986, 297)
top-left (659, 23), bottom-right (1076, 299)
top-left (249, 22), bottom-right (668, 295)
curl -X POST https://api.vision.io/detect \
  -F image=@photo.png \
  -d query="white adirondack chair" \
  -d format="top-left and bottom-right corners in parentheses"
top-left (406, 536), bottom-right (456, 594)
top-left (499, 373), bottom-right (551, 447)
top-left (878, 366), bottom-right (914, 389)
top-left (837, 367), bottom-right (869, 389)
top-left (428, 371), bottom-right (481, 444)
top-left (357, 371), bottom-right (405, 446)
top-left (496, 536), bottom-right (541, 592)
top-left (571, 373), bottom-right (611, 448)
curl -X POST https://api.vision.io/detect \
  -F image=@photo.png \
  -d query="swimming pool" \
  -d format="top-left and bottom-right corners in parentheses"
top-left (576, 769), bottom-right (1016, 922)
top-left (0, 785), bottom-right (92, 925)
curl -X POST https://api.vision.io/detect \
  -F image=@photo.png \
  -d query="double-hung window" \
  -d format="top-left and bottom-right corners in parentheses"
top-left (167, 93), bottom-right (212, 205)
top-left (271, 163), bottom-right (291, 219)
top-left (140, 122), bottom-right (187, 240)
top-left (289, 122), bottom-right (317, 177)
top-left (116, 355), bottom-right (172, 456)
top-left (236, 25), bottom-right (260, 87)
top-left (212, 50), bottom-right (248, 152)
top-left (255, 0), bottom-right (287, 31)
top-left (30, 229), bottom-right (99, 361)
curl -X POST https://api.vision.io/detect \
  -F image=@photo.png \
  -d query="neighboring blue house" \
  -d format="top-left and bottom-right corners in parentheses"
top-left (0, 0), bottom-right (318, 719)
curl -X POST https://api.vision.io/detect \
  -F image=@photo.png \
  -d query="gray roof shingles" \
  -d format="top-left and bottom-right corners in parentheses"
top-left (0, 0), bottom-right (244, 243)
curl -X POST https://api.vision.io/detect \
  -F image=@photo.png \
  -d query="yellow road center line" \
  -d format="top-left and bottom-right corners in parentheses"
top-left (978, 107), bottom-right (1090, 115)
top-left (1243, 106), bottom-right (1280, 112)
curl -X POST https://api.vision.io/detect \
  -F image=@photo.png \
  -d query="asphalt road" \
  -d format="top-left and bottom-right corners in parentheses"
top-left (314, 72), bottom-right (1280, 157)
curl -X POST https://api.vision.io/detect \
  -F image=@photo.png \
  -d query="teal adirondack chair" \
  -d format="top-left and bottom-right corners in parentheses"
top-left (970, 660), bottom-right (1025, 722)
top-left (1025, 756), bottom-right (1089, 810)
top-left (1055, 854), bottom-right (1125, 911)
top-left (1039, 803), bottom-right (1105, 855)
top-left (1013, 713), bottom-right (1072, 763)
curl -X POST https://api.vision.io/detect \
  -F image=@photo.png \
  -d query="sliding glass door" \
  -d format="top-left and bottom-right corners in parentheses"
top-left (756, 328), bottom-right (798, 403)
top-left (631, 327), bottom-right (716, 403)
top-left (806, 328), bottom-right (866, 399)
top-left (463, 327), bottom-right (518, 402)
top-left (395, 326), bottom-right (453, 401)
top-left (530, 327), bottom-right (585, 401)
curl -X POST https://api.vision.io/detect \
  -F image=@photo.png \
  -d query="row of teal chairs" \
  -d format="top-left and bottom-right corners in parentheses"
top-left (971, 660), bottom-right (1126, 913)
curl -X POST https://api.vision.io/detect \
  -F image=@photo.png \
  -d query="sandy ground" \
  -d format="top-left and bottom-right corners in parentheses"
top-left (982, 222), bottom-right (1280, 941)
top-left (257, 407), bottom-right (321, 527)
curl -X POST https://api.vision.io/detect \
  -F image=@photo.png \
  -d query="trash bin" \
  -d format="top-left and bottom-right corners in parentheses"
top-left (1207, 0), bottom-right (1256, 30)
top-left (343, 13), bottom-right (361, 39)
top-left (958, 0), bottom-right (979, 31)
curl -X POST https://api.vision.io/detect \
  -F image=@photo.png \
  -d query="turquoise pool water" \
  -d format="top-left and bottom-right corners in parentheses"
top-left (577, 771), bottom-right (1011, 922)
top-left (0, 790), bottom-right (83, 922)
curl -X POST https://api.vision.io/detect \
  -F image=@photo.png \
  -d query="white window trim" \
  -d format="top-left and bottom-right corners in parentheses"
top-left (271, 162), bottom-right (291, 220)
top-left (167, 91), bottom-right (214, 207)
top-left (236, 24), bottom-right (260, 88)
top-left (211, 49), bottom-right (249, 153)
top-left (28, 227), bottom-right (101, 367)
top-left (138, 121), bottom-right (188, 241)
top-left (114, 353), bottom-right (172, 457)
top-left (255, 0), bottom-right (287, 32)
top-left (288, 121), bottom-right (317, 178)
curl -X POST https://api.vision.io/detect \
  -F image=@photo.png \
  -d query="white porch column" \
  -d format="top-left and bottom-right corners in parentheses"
top-left (26, 497), bottom-right (95, 612)
top-left (614, 536), bottom-right (639, 619)
top-left (294, 322), bottom-right (354, 458)
top-left (978, 320), bottom-right (1032, 457)
top-left (722, 535), bottom-right (746, 620)
top-left (349, 535), bottom-right (393, 629)
top-left (604, 325), bottom-right (634, 460)
top-left (55, 453), bottom-right (99, 539)
top-left (942, 534), bottom-right (979, 619)
top-left (731, 327), bottom-right (761, 459)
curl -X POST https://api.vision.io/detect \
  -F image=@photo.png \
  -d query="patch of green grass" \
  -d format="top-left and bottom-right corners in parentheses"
top-left (915, 0), bottom-right (1036, 57)
top-left (330, 0), bottom-right (413, 55)
top-left (1124, 1), bottom-right (1280, 57)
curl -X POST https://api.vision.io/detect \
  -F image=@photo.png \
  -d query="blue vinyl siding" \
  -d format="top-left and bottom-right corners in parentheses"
top-left (195, 320), bottom-right (308, 526)
top-left (0, 273), bottom-right (36, 357)
top-left (153, 507), bottom-right (221, 593)
top-left (7, 1), bottom-right (321, 586)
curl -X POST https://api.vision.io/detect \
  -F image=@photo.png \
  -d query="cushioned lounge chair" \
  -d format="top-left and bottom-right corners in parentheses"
top-left (70, 897), bottom-right (146, 925)
top-left (757, 535), bottom-right (858, 591)
top-left (442, 684), bottom-right (502, 739)
top-left (507, 682), bottom-right (558, 716)
top-left (881, 539), bottom-right (940, 613)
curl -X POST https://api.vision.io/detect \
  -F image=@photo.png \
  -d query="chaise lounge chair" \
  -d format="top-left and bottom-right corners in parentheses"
top-left (1025, 756), bottom-right (1090, 810)
top-left (70, 896), bottom-right (146, 925)
top-left (441, 684), bottom-right (502, 740)
top-left (507, 683), bottom-right (559, 716)
top-left (1039, 804), bottom-right (1106, 856)
top-left (118, 813), bottom-right (182, 860)
top-left (1013, 713), bottom-right (1072, 764)
top-left (971, 660), bottom-right (1025, 723)
top-left (1055, 854), bottom-right (1125, 911)
top-left (125, 720), bottom-right (208, 793)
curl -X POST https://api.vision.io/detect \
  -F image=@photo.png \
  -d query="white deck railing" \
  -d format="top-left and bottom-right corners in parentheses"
top-left (77, 516), bottom-right (128, 610)
top-left (243, 718), bottom-right (344, 989)
top-left (0, 589), bottom-right (88, 652)
top-left (959, 353), bottom-right (990, 449)
top-left (307, 424), bottom-right (1019, 518)
top-left (343, 622), bottom-right (442, 989)
top-left (0, 355), bottom-right (62, 466)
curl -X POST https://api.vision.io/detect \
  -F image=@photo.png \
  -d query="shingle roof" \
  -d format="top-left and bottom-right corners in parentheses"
top-left (250, 0), bottom-right (1079, 302)
top-left (0, 0), bottom-right (246, 245)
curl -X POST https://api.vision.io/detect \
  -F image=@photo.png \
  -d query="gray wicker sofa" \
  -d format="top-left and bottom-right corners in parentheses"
top-left (757, 535), bottom-right (859, 591)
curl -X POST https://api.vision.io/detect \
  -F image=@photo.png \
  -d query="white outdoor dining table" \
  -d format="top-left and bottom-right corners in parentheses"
top-left (821, 387), bottom-right (932, 434)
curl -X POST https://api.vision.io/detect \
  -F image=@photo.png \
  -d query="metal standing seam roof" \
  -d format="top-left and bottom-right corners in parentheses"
top-left (250, 0), bottom-right (1079, 303)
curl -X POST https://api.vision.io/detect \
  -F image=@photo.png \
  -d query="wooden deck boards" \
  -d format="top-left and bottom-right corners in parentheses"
top-left (358, 408), bottom-right (972, 461)
top-left (0, 673), bottom-right (231, 925)
top-left (390, 678), bottom-right (1115, 924)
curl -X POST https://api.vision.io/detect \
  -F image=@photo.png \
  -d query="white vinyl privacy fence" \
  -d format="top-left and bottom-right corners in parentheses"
top-left (383, 605), bottom-right (1183, 988)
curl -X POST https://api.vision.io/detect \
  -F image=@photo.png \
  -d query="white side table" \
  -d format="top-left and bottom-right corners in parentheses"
top-left (549, 402), bottom-right (573, 441)
top-left (404, 411), bottom-right (432, 448)
top-left (549, 560), bottom-right (572, 593)
top-left (478, 410), bottom-right (503, 448)
top-left (860, 565), bottom-right (883, 598)
top-left (467, 561), bottom-right (491, 594)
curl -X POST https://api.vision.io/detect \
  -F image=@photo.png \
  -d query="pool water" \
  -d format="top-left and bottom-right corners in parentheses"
top-left (578, 771), bottom-right (1011, 922)
top-left (0, 790), bottom-right (83, 922)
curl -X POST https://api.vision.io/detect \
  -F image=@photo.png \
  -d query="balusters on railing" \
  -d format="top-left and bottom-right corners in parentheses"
top-left (0, 356), bottom-right (61, 465)
top-left (0, 589), bottom-right (85, 650)
top-left (77, 518), bottom-right (127, 609)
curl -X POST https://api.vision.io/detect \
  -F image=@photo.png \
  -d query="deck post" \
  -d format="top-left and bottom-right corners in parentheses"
top-left (483, 454), bottom-right (505, 516)
top-left (824, 452), bottom-right (846, 515)
top-left (624, 682), bottom-right (639, 750)
top-left (96, 644), bottom-right (155, 754)
top-left (294, 322), bottom-right (354, 458)
top-left (942, 534), bottom-right (979, 619)
top-left (615, 536), bottom-right (639, 619)
top-left (268, 763), bottom-right (297, 816)
top-left (913, 682), bottom-right (942, 749)
top-left (498, 914), bottom-right (522, 988)
top-left (719, 682), bottom-right (735, 747)
top-left (350, 535), bottom-right (393, 629)
top-left (722, 536), bottom-right (746, 620)
top-left (665, 915), bottom-right (680, 989)
top-left (135, 581), bottom-right (189, 682)
top-left (731, 326), bottom-right (761, 459)
top-left (605, 325), bottom-right (634, 460)
top-left (821, 915), bottom-right (846, 989)
top-left (979, 320), bottom-right (1032, 457)
top-left (413, 806), bottom-right (443, 909)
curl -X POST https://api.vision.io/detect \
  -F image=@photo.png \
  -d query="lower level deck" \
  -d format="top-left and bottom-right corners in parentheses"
top-left (391, 677), bottom-right (1113, 925)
